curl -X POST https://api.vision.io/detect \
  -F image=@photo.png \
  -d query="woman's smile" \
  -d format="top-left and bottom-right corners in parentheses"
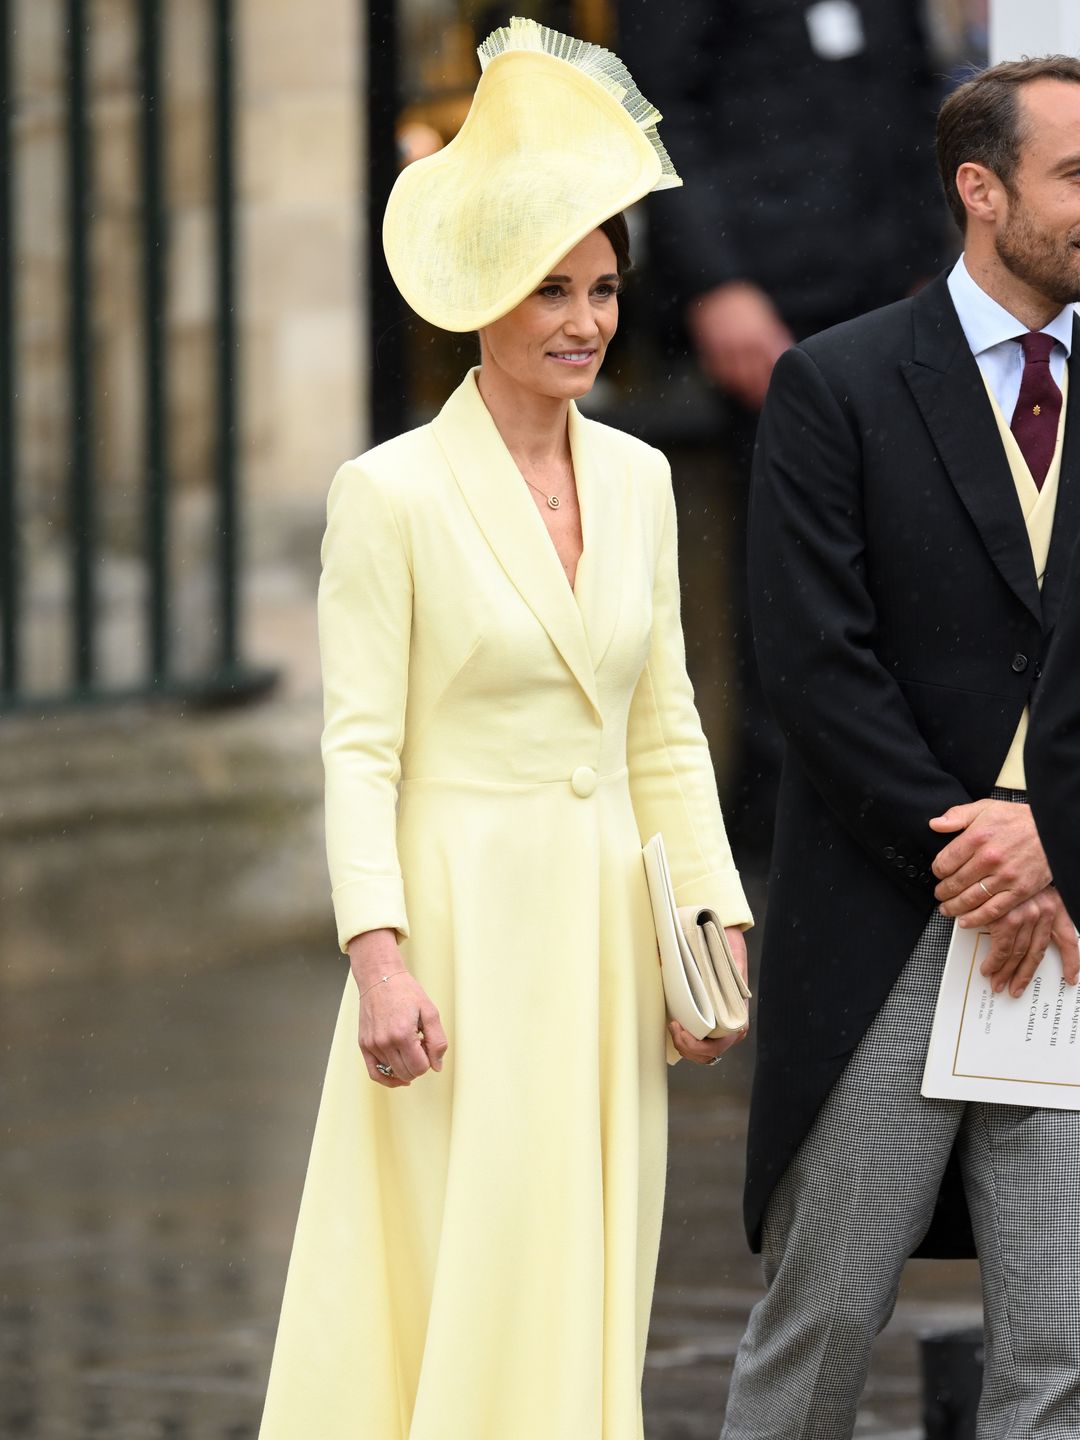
top-left (547, 348), bottom-right (598, 366)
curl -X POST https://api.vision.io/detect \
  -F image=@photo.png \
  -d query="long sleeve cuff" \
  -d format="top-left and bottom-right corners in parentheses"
top-left (673, 867), bottom-right (753, 931)
top-left (332, 875), bottom-right (410, 953)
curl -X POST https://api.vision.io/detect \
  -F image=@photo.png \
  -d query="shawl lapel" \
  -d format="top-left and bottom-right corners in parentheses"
top-left (901, 274), bottom-right (1042, 623)
top-left (430, 371), bottom-right (602, 717)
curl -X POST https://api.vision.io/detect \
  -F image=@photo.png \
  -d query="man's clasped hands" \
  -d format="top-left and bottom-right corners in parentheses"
top-left (930, 799), bottom-right (1079, 998)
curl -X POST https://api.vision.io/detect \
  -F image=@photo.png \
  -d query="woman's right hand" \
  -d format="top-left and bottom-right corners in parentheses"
top-left (347, 929), bottom-right (448, 1088)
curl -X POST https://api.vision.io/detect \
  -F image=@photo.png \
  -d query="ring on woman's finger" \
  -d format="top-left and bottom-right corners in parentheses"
top-left (979, 880), bottom-right (993, 898)
top-left (375, 1062), bottom-right (395, 1078)
top-left (706, 1056), bottom-right (722, 1067)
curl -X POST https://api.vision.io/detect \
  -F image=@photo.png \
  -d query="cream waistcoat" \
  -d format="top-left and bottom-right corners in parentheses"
top-left (984, 371), bottom-right (1067, 788)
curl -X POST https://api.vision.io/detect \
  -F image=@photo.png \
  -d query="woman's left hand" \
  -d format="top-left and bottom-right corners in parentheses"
top-left (668, 926), bottom-right (751, 1065)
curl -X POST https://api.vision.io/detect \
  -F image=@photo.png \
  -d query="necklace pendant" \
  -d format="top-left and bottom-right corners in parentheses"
top-left (547, 494), bottom-right (560, 509)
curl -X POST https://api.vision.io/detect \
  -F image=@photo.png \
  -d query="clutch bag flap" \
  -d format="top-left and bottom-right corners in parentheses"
top-left (642, 833), bottom-right (750, 1041)
top-left (680, 908), bottom-right (751, 1035)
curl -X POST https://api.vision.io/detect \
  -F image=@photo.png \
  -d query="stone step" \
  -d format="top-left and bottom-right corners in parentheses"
top-left (0, 697), bottom-right (330, 985)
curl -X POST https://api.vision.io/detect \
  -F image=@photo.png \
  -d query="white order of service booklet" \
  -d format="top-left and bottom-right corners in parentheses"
top-left (922, 922), bottom-right (1080, 1110)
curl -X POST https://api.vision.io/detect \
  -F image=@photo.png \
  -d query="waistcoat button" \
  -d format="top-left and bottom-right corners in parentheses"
top-left (1012, 653), bottom-right (1029, 673)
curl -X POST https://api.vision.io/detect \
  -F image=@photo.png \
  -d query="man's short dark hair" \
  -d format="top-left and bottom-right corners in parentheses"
top-left (936, 55), bottom-right (1080, 233)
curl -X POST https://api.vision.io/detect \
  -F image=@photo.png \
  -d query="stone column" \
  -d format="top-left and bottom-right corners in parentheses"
top-left (240, 0), bottom-right (364, 520)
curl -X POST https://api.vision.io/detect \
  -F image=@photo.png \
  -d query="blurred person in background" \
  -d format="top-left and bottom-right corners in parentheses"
top-left (620, 0), bottom-right (948, 860)
top-left (930, 0), bottom-right (990, 86)
top-left (258, 19), bottom-right (752, 1440)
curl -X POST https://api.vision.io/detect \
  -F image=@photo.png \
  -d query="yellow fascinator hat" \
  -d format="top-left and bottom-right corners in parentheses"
top-left (382, 16), bottom-right (681, 333)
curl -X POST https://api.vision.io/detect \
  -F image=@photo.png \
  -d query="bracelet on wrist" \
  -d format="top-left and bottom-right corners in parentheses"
top-left (359, 971), bottom-right (406, 1000)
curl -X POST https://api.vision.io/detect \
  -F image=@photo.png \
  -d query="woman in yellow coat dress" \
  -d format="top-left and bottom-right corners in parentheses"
top-left (259, 19), bottom-right (751, 1439)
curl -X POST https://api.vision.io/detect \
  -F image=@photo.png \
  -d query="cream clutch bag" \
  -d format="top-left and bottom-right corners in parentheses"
top-left (642, 833), bottom-right (751, 1041)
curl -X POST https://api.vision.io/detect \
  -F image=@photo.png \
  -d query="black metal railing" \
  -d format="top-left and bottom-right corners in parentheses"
top-left (0, 0), bottom-right (16, 702)
top-left (366, 0), bottom-right (407, 448)
top-left (0, 0), bottom-right (274, 709)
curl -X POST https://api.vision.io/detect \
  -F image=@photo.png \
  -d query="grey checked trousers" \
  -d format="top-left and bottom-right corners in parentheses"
top-left (721, 904), bottom-right (1080, 1440)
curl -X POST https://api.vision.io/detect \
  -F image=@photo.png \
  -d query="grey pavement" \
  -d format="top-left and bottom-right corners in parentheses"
top-left (0, 945), bottom-right (982, 1439)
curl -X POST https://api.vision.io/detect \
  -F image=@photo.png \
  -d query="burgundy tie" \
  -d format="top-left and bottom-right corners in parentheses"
top-left (1010, 331), bottom-right (1062, 489)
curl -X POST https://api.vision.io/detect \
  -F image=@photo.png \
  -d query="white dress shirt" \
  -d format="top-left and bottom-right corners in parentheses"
top-left (946, 255), bottom-right (1073, 421)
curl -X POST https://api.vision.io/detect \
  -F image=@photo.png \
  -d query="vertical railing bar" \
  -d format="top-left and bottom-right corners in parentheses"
top-left (139, 0), bottom-right (168, 684)
top-left (66, 0), bottom-right (95, 690)
top-left (0, 0), bottom-right (18, 699)
top-left (212, 0), bottom-right (238, 675)
top-left (367, 0), bottom-right (407, 446)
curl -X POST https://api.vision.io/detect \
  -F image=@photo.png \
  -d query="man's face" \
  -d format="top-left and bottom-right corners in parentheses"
top-left (995, 79), bottom-right (1080, 307)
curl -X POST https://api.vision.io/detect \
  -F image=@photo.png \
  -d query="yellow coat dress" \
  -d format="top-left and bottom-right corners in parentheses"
top-left (259, 371), bottom-right (751, 1440)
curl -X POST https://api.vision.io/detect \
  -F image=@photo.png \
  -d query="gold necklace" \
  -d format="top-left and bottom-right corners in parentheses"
top-left (523, 476), bottom-right (563, 509)
top-left (521, 462), bottom-right (574, 510)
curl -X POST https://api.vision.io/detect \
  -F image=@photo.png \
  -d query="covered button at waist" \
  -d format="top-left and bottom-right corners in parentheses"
top-left (570, 765), bottom-right (597, 798)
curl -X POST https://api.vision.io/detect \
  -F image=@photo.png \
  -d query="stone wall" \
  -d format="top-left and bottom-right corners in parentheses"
top-left (0, 700), bottom-right (330, 985)
top-left (242, 0), bottom-right (364, 511)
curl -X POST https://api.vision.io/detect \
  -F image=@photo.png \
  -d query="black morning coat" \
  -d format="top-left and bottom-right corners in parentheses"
top-left (746, 274), bottom-right (1080, 1258)
top-left (1026, 536), bottom-right (1080, 924)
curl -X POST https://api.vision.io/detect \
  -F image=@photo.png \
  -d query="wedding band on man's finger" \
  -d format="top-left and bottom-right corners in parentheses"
top-left (979, 880), bottom-right (993, 899)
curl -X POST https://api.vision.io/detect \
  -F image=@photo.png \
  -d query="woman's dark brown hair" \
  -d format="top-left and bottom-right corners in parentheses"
top-left (599, 212), bottom-right (632, 276)
top-left (937, 55), bottom-right (1080, 233)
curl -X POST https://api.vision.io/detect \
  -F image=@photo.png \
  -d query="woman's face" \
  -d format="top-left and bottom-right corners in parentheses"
top-left (478, 229), bottom-right (620, 401)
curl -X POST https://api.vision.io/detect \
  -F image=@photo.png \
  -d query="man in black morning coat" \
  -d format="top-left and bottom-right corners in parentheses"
top-left (1027, 537), bottom-right (1080, 921)
top-left (723, 61), bottom-right (1080, 1439)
